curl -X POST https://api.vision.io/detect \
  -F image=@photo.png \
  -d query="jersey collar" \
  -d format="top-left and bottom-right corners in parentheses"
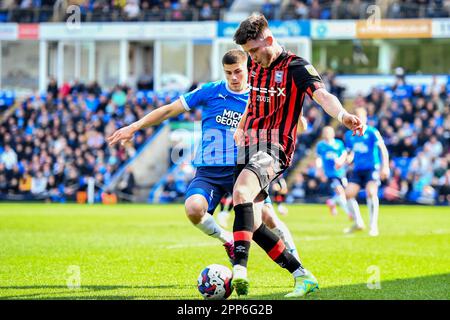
top-left (225, 82), bottom-right (249, 95)
top-left (268, 49), bottom-right (288, 69)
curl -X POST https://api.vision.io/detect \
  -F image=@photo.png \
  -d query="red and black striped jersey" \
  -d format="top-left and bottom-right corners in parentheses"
top-left (245, 50), bottom-right (324, 166)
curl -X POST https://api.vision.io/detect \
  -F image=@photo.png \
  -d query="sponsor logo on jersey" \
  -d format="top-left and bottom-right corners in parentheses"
top-left (249, 85), bottom-right (286, 97)
top-left (353, 142), bottom-right (369, 153)
top-left (215, 109), bottom-right (242, 128)
top-left (275, 71), bottom-right (284, 83)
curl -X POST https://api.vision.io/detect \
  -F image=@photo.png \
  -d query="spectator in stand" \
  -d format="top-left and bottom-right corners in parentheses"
top-left (0, 77), bottom-right (186, 203)
top-left (160, 174), bottom-right (183, 203)
top-left (47, 77), bottom-right (59, 97)
top-left (308, 0), bottom-right (322, 19)
top-left (0, 145), bottom-right (18, 170)
top-left (31, 171), bottom-right (48, 196)
top-left (261, 0), bottom-right (276, 20)
top-left (286, 173), bottom-right (305, 203)
top-left (123, 0), bottom-right (141, 21)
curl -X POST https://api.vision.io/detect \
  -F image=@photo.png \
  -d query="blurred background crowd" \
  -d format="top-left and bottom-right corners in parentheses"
top-left (0, 0), bottom-right (449, 23)
top-left (1, 72), bottom-right (448, 205)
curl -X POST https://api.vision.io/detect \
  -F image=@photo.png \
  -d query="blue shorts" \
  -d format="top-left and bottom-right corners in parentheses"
top-left (348, 169), bottom-right (380, 189)
top-left (185, 166), bottom-right (234, 214)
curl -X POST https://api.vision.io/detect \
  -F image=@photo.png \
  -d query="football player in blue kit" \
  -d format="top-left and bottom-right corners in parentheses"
top-left (343, 107), bottom-right (390, 237)
top-left (107, 49), bottom-right (299, 262)
top-left (316, 126), bottom-right (352, 219)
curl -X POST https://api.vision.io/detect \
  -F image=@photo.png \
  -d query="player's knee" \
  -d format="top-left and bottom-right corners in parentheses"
top-left (262, 207), bottom-right (276, 229)
top-left (345, 190), bottom-right (353, 199)
top-left (185, 198), bottom-right (207, 224)
top-left (233, 185), bottom-right (253, 205)
top-left (345, 186), bottom-right (358, 199)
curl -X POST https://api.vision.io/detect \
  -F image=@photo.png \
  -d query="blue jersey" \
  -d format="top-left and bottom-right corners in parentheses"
top-left (344, 126), bottom-right (382, 172)
top-left (180, 80), bottom-right (248, 167)
top-left (316, 139), bottom-right (346, 178)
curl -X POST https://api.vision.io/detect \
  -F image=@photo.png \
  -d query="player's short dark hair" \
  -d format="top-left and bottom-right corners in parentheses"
top-left (222, 49), bottom-right (247, 65)
top-left (233, 14), bottom-right (269, 45)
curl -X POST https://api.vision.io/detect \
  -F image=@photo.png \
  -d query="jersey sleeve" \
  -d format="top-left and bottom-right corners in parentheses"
top-left (290, 59), bottom-right (325, 99)
top-left (180, 82), bottom-right (216, 111)
top-left (337, 140), bottom-right (345, 156)
top-left (344, 131), bottom-right (353, 151)
top-left (372, 128), bottom-right (384, 146)
top-left (316, 142), bottom-right (322, 157)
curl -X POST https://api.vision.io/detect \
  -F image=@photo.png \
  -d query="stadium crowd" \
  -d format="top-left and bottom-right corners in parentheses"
top-left (1, 74), bottom-right (449, 205)
top-left (288, 74), bottom-right (450, 206)
top-left (1, 0), bottom-right (448, 23)
top-left (0, 78), bottom-right (184, 202)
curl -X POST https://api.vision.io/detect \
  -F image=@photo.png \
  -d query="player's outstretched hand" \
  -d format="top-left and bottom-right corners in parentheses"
top-left (107, 125), bottom-right (136, 147)
top-left (234, 128), bottom-right (245, 147)
top-left (343, 113), bottom-right (365, 136)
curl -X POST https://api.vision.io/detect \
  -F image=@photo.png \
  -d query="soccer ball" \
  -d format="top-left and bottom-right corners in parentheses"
top-left (197, 264), bottom-right (233, 300)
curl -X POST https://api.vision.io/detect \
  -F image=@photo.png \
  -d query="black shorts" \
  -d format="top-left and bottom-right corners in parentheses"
top-left (329, 177), bottom-right (348, 189)
top-left (348, 169), bottom-right (380, 189)
top-left (234, 144), bottom-right (288, 202)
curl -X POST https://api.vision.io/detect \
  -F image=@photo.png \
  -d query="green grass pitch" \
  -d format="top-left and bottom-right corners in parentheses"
top-left (0, 203), bottom-right (449, 300)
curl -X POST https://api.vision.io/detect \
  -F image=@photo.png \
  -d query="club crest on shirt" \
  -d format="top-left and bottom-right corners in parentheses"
top-left (275, 71), bottom-right (284, 83)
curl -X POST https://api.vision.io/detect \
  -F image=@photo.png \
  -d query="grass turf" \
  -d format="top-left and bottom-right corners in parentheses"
top-left (0, 203), bottom-right (449, 300)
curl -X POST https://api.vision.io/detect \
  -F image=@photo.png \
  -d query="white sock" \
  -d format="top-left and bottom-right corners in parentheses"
top-left (348, 198), bottom-right (364, 228)
top-left (335, 194), bottom-right (351, 218)
top-left (292, 267), bottom-right (307, 278)
top-left (233, 264), bottom-right (247, 279)
top-left (194, 214), bottom-right (233, 244)
top-left (367, 196), bottom-right (379, 231)
top-left (270, 220), bottom-right (300, 261)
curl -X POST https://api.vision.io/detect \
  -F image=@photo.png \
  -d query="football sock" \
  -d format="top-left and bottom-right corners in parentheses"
top-left (367, 196), bottom-right (379, 230)
top-left (269, 216), bottom-right (300, 261)
top-left (348, 198), bottom-right (364, 227)
top-left (335, 194), bottom-right (351, 218)
top-left (195, 213), bottom-right (232, 244)
top-left (233, 203), bottom-right (254, 268)
top-left (253, 223), bottom-right (302, 273)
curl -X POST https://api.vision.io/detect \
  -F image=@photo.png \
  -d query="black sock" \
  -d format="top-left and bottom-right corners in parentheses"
top-left (253, 223), bottom-right (302, 273)
top-left (233, 202), bottom-right (254, 267)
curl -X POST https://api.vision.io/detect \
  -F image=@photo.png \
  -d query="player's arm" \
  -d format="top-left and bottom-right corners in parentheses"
top-left (237, 99), bottom-right (249, 130)
top-left (291, 62), bottom-right (364, 136)
top-left (279, 178), bottom-right (288, 194)
top-left (375, 131), bottom-right (390, 179)
top-left (233, 99), bottom-right (250, 146)
top-left (315, 147), bottom-right (326, 177)
top-left (334, 150), bottom-right (348, 169)
top-left (346, 151), bottom-right (354, 165)
top-left (312, 88), bottom-right (363, 136)
top-left (298, 112), bottom-right (308, 133)
top-left (343, 135), bottom-right (354, 165)
top-left (107, 99), bottom-right (185, 147)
